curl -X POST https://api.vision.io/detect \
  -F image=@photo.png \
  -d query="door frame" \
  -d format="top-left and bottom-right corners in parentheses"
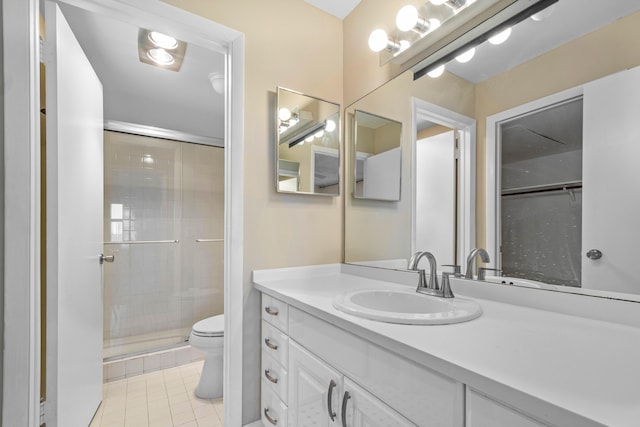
top-left (2, 1), bottom-right (245, 426)
top-left (485, 85), bottom-right (583, 269)
top-left (412, 97), bottom-right (476, 266)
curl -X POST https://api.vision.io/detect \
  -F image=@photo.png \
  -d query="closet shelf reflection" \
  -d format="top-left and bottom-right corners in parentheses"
top-left (502, 180), bottom-right (582, 197)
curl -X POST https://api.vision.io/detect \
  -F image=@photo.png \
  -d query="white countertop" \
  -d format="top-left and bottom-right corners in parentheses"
top-left (253, 264), bottom-right (640, 427)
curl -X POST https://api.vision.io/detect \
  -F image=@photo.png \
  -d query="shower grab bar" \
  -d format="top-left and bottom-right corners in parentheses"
top-left (195, 239), bottom-right (224, 243)
top-left (104, 240), bottom-right (179, 245)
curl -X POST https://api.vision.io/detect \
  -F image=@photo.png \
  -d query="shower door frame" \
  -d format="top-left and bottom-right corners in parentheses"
top-left (2, 0), bottom-right (245, 426)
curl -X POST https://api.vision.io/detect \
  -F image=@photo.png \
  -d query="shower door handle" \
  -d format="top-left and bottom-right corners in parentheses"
top-left (100, 253), bottom-right (115, 264)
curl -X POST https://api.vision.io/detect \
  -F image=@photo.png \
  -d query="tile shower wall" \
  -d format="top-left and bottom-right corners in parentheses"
top-left (103, 131), bottom-right (224, 359)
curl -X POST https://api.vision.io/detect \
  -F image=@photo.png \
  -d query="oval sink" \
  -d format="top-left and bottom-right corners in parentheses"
top-left (333, 288), bottom-right (482, 325)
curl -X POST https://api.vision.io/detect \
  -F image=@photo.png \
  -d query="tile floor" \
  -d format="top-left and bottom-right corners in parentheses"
top-left (90, 361), bottom-right (223, 427)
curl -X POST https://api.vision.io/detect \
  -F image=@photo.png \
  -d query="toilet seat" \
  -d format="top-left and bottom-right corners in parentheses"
top-left (192, 314), bottom-right (224, 338)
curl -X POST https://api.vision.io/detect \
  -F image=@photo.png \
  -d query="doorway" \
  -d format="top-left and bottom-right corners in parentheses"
top-left (2, 0), bottom-right (244, 426)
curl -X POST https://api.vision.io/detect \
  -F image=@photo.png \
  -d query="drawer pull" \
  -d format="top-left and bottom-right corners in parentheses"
top-left (264, 369), bottom-right (279, 384)
top-left (327, 379), bottom-right (337, 421)
top-left (265, 306), bottom-right (279, 316)
top-left (341, 391), bottom-right (351, 427)
top-left (265, 338), bottom-right (278, 350)
top-left (264, 408), bottom-right (278, 425)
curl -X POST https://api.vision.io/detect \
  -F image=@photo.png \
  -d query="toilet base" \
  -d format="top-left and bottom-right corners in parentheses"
top-left (195, 352), bottom-right (223, 399)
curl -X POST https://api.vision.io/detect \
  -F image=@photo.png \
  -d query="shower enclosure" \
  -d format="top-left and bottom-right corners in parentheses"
top-left (102, 130), bottom-right (224, 360)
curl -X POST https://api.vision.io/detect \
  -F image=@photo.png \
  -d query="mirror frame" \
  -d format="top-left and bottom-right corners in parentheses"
top-left (275, 86), bottom-right (341, 197)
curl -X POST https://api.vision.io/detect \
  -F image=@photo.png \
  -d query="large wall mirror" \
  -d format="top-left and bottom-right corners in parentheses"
top-left (276, 87), bottom-right (341, 196)
top-left (344, 0), bottom-right (640, 301)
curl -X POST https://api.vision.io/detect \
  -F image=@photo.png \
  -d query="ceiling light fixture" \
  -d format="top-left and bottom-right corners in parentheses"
top-left (148, 31), bottom-right (178, 50)
top-left (138, 28), bottom-right (187, 72)
top-left (147, 48), bottom-right (175, 65)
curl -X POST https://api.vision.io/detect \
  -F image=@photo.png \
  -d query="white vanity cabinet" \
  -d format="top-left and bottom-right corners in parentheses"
top-left (466, 389), bottom-right (547, 427)
top-left (342, 378), bottom-right (416, 427)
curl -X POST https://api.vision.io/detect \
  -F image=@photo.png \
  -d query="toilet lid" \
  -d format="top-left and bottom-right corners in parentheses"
top-left (193, 314), bottom-right (224, 336)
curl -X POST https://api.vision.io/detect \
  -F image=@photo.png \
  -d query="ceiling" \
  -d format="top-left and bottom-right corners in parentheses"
top-left (57, 3), bottom-right (226, 141)
top-left (304, 0), bottom-right (362, 19)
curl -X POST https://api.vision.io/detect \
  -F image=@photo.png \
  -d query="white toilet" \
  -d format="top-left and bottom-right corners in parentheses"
top-left (189, 314), bottom-right (224, 399)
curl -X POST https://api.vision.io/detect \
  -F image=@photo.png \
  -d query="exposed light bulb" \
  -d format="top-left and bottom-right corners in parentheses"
top-left (278, 108), bottom-right (292, 122)
top-left (430, 0), bottom-right (447, 5)
top-left (305, 135), bottom-right (315, 142)
top-left (368, 29), bottom-right (390, 52)
top-left (315, 130), bottom-right (325, 138)
top-left (208, 73), bottom-right (224, 95)
top-left (148, 31), bottom-right (178, 49)
top-left (531, 4), bottom-right (556, 21)
top-left (489, 27), bottom-right (512, 45)
top-left (455, 47), bottom-right (476, 63)
top-left (396, 5), bottom-right (419, 32)
top-left (427, 64), bottom-right (445, 78)
top-left (147, 48), bottom-right (174, 65)
top-left (325, 120), bottom-right (336, 133)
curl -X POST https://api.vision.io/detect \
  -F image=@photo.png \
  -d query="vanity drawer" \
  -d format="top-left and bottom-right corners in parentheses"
top-left (262, 294), bottom-right (288, 333)
top-left (261, 350), bottom-right (288, 404)
top-left (262, 320), bottom-right (289, 367)
top-left (261, 380), bottom-right (288, 427)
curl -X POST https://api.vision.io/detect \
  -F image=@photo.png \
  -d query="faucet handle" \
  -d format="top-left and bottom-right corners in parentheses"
top-left (440, 273), bottom-right (454, 298)
top-left (442, 264), bottom-right (461, 277)
top-left (478, 267), bottom-right (502, 281)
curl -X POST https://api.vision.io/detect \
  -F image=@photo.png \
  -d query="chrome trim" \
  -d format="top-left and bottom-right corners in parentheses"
top-left (341, 391), bottom-right (351, 427)
top-left (104, 120), bottom-right (224, 147)
top-left (99, 254), bottom-right (115, 264)
top-left (327, 380), bottom-right (337, 421)
top-left (104, 240), bottom-right (179, 245)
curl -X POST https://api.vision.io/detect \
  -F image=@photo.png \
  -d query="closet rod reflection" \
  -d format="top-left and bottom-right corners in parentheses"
top-left (195, 239), bottom-right (224, 243)
top-left (104, 240), bottom-right (179, 245)
top-left (502, 181), bottom-right (582, 197)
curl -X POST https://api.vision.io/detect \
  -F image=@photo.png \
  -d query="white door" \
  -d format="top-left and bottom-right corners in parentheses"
top-left (582, 66), bottom-right (640, 293)
top-left (415, 130), bottom-right (457, 265)
top-left (342, 378), bottom-right (415, 427)
top-left (289, 341), bottom-right (343, 426)
top-left (45, 2), bottom-right (104, 426)
top-left (363, 147), bottom-right (402, 201)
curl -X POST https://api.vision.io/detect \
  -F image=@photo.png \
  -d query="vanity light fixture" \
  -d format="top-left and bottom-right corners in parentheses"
top-left (396, 5), bottom-right (440, 34)
top-left (488, 27), bottom-right (512, 45)
top-left (427, 64), bottom-right (445, 78)
top-left (368, 29), bottom-right (402, 53)
top-left (325, 119), bottom-right (337, 133)
top-left (455, 47), bottom-right (476, 63)
top-left (138, 28), bottom-right (187, 72)
top-left (208, 73), bottom-right (225, 95)
top-left (530, 4), bottom-right (556, 21)
top-left (278, 107), bottom-right (300, 134)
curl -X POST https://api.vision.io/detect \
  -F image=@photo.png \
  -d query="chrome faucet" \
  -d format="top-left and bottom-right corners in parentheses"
top-left (408, 251), bottom-right (454, 298)
top-left (465, 248), bottom-right (491, 279)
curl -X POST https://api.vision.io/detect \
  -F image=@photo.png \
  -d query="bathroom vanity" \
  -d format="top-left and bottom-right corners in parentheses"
top-left (254, 264), bottom-right (640, 427)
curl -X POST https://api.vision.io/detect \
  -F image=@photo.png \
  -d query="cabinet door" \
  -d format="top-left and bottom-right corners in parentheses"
top-left (289, 341), bottom-right (343, 426)
top-left (466, 389), bottom-right (546, 427)
top-left (342, 378), bottom-right (416, 427)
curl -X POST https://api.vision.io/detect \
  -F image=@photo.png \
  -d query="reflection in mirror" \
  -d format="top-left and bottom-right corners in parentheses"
top-left (353, 110), bottom-right (402, 201)
top-left (344, 0), bottom-right (640, 301)
top-left (276, 87), bottom-right (340, 196)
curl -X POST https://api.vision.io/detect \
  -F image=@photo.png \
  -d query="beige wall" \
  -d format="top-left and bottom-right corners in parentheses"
top-left (161, 0), bottom-right (343, 422)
